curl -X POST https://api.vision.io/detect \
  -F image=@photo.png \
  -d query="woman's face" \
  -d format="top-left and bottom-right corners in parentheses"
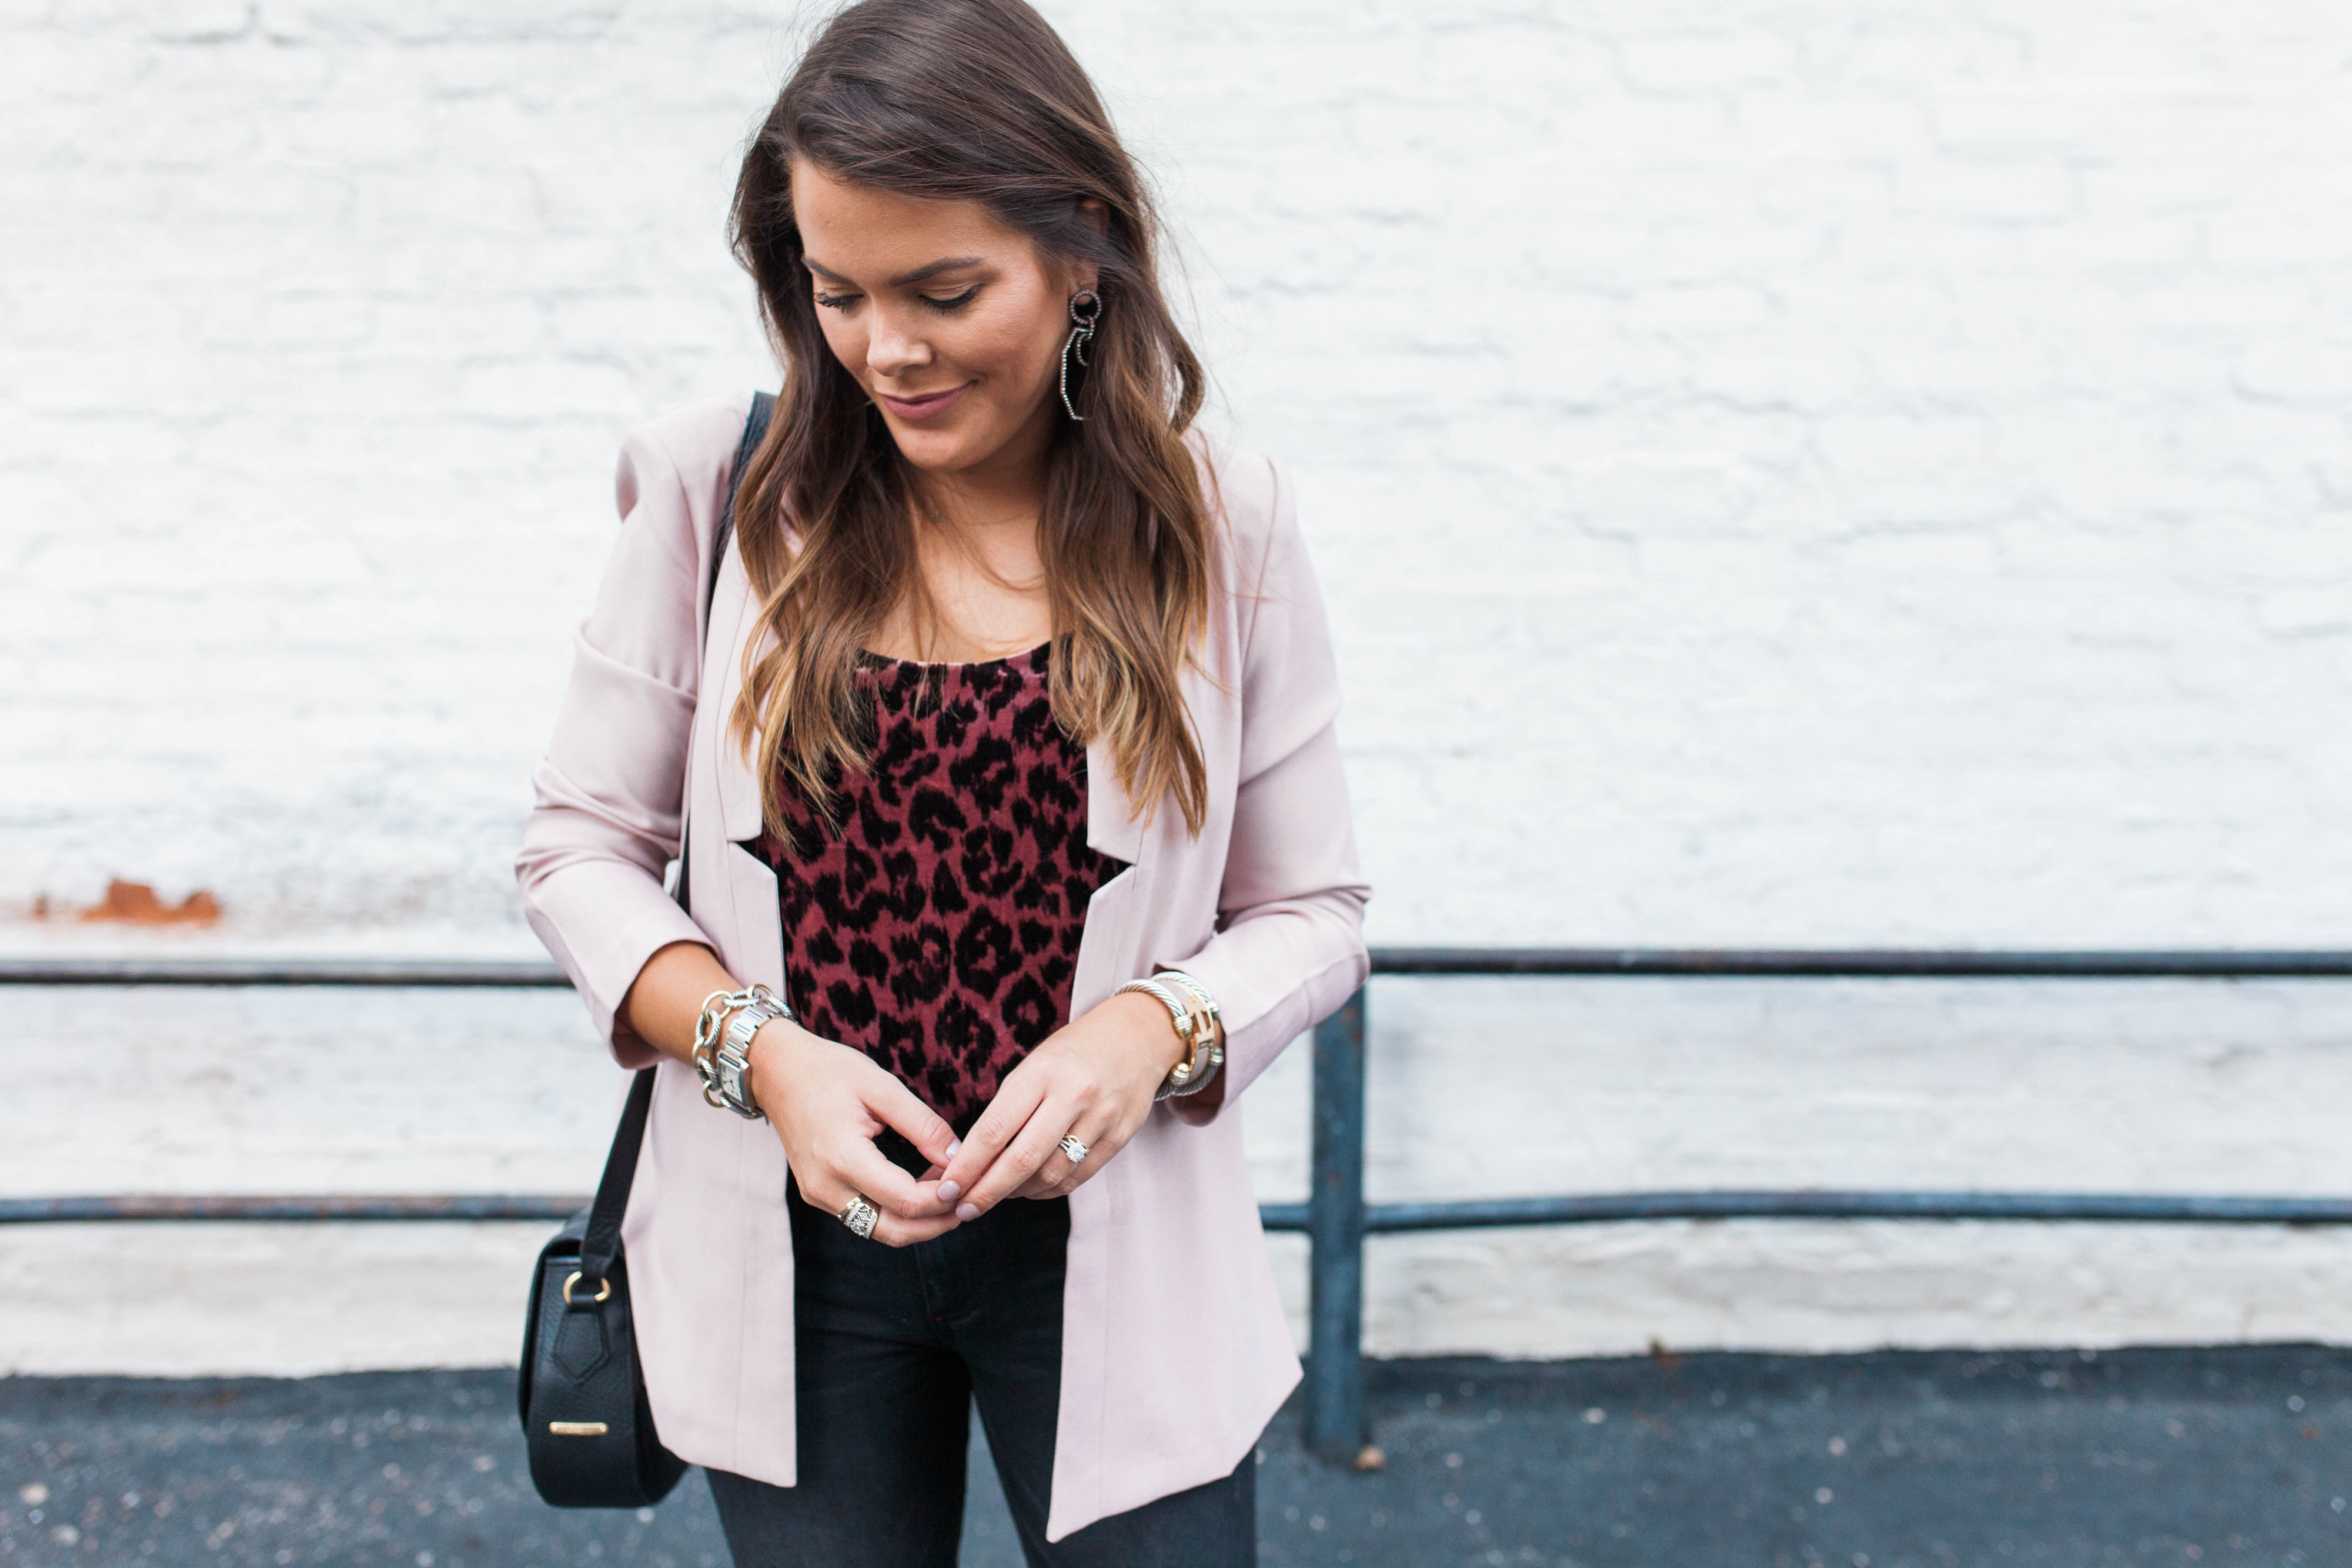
top-left (790, 161), bottom-right (1085, 483)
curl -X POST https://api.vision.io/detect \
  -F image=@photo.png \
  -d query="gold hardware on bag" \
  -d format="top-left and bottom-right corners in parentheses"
top-left (549, 1421), bottom-right (609, 1437)
top-left (561, 1270), bottom-right (612, 1306)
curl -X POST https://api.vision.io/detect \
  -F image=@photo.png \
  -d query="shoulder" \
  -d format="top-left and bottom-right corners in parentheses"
top-left (1184, 433), bottom-right (1343, 768)
top-left (614, 390), bottom-right (761, 521)
top-left (1185, 429), bottom-right (1298, 600)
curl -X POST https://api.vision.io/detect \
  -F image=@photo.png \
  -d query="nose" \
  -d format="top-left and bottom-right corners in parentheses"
top-left (866, 306), bottom-right (934, 382)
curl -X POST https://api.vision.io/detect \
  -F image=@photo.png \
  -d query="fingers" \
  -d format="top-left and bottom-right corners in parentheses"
top-left (866, 1071), bottom-right (960, 1173)
top-left (754, 1027), bottom-right (966, 1249)
top-left (831, 1132), bottom-right (949, 1219)
top-left (794, 1066), bottom-right (961, 1238)
top-left (1014, 1125), bottom-right (1088, 1197)
top-left (953, 1092), bottom-right (1103, 1218)
top-left (794, 1139), bottom-right (962, 1248)
top-left (864, 1208), bottom-right (963, 1247)
top-left (1011, 1118), bottom-right (1120, 1199)
top-left (818, 1188), bottom-right (958, 1248)
top-left (937, 1069), bottom-right (1048, 1205)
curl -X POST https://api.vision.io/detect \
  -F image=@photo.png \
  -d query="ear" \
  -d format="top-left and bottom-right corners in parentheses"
top-left (1057, 201), bottom-right (1112, 296)
top-left (1070, 198), bottom-right (1111, 290)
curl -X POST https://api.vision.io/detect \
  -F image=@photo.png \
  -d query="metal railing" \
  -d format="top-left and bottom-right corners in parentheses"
top-left (7, 948), bottom-right (2352, 1467)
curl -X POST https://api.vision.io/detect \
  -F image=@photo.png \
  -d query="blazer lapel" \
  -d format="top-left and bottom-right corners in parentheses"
top-left (706, 545), bottom-right (765, 844)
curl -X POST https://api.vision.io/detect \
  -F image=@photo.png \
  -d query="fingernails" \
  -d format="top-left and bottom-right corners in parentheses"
top-left (956, 1202), bottom-right (981, 1222)
top-left (945, 1139), bottom-right (961, 1157)
top-left (937, 1181), bottom-right (961, 1203)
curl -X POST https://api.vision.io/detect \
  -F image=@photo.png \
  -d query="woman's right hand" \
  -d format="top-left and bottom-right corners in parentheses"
top-left (748, 1021), bottom-right (964, 1247)
top-left (617, 941), bottom-right (958, 1246)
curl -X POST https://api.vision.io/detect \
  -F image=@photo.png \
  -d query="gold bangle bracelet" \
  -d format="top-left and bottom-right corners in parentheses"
top-left (1124, 977), bottom-right (1226, 1100)
top-left (1151, 968), bottom-right (1221, 1032)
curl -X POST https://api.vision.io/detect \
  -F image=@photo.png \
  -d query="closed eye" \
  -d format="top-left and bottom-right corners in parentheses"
top-left (814, 289), bottom-right (861, 311)
top-left (921, 286), bottom-right (980, 313)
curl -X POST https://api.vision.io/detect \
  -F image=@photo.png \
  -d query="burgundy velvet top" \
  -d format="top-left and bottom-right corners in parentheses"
top-left (750, 642), bottom-right (1126, 1134)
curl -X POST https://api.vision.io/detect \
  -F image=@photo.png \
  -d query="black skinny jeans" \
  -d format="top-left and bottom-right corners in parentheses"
top-left (705, 1149), bottom-right (1257, 1567)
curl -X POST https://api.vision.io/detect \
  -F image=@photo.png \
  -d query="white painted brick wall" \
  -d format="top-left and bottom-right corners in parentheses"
top-left (6, 2), bottom-right (2352, 1371)
top-left (11, 979), bottom-right (2352, 1373)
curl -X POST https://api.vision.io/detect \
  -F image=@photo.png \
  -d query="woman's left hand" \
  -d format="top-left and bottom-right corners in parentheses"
top-left (933, 988), bottom-right (1191, 1218)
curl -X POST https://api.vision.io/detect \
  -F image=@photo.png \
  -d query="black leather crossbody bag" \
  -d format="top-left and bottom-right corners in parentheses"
top-left (517, 392), bottom-right (776, 1509)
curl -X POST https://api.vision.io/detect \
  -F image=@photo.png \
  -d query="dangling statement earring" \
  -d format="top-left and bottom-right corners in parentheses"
top-left (1059, 287), bottom-right (1101, 421)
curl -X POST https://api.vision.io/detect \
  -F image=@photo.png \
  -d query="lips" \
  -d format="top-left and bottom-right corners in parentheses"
top-left (874, 382), bottom-right (973, 421)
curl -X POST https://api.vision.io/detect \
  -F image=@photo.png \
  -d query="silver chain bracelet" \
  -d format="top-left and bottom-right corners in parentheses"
top-left (693, 983), bottom-right (793, 1120)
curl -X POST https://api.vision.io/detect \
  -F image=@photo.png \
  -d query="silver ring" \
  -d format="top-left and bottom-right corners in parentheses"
top-left (1057, 1134), bottom-right (1089, 1165)
top-left (837, 1193), bottom-right (880, 1239)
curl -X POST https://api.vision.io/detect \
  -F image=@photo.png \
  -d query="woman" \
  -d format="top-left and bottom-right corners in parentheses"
top-left (516, 1), bottom-right (1368, 1561)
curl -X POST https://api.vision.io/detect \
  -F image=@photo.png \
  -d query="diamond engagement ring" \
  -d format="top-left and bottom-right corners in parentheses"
top-left (837, 1193), bottom-right (880, 1239)
top-left (1057, 1134), bottom-right (1089, 1164)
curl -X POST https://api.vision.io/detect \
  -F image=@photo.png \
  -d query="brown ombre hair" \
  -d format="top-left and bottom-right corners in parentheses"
top-left (727, 0), bottom-right (1213, 840)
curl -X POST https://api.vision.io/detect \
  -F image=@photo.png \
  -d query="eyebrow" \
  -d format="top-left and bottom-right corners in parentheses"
top-left (801, 255), bottom-right (985, 287)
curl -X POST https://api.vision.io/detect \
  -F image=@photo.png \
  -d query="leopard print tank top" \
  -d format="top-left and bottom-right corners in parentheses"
top-left (750, 642), bottom-right (1127, 1135)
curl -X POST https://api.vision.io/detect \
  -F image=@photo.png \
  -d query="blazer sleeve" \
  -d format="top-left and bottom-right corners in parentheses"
top-left (1152, 458), bottom-right (1372, 1106)
top-left (514, 424), bottom-right (716, 1068)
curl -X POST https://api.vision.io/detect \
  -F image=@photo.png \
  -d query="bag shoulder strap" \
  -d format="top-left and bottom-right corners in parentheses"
top-left (669, 388), bottom-right (774, 916)
top-left (579, 389), bottom-right (776, 1286)
top-left (709, 390), bottom-right (774, 609)
top-left (577, 1064), bottom-right (656, 1282)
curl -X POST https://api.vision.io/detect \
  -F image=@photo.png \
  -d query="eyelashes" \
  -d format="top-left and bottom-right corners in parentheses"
top-left (813, 287), bottom-right (981, 315)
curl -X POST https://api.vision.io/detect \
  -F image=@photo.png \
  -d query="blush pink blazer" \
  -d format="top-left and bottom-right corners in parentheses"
top-left (515, 390), bottom-right (1370, 1540)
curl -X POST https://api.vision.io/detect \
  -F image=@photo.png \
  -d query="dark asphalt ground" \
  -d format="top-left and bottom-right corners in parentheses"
top-left (4, 1345), bottom-right (2350, 1566)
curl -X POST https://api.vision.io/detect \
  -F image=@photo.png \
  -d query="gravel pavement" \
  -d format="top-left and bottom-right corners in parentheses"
top-left (4, 1345), bottom-right (2348, 1566)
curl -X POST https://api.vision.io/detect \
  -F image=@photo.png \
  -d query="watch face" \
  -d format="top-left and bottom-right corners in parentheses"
top-left (719, 1046), bottom-right (761, 1111)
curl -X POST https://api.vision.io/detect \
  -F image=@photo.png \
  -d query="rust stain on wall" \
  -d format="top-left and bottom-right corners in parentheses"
top-left (57, 879), bottom-right (225, 926)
